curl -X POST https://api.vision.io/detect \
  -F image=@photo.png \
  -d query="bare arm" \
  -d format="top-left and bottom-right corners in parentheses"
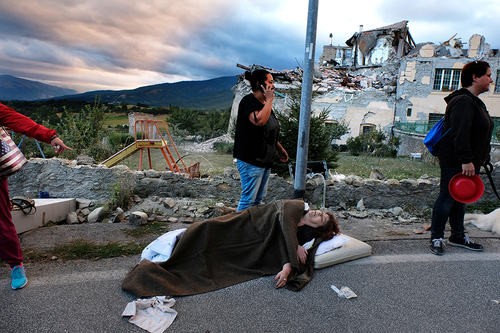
top-left (276, 141), bottom-right (288, 163)
top-left (274, 263), bottom-right (292, 289)
top-left (248, 85), bottom-right (274, 126)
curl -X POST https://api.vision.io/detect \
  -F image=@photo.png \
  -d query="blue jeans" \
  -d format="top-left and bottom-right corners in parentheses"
top-left (236, 159), bottom-right (271, 211)
top-left (430, 166), bottom-right (467, 240)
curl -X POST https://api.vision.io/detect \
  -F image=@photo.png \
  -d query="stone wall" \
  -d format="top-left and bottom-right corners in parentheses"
top-left (9, 158), bottom-right (500, 210)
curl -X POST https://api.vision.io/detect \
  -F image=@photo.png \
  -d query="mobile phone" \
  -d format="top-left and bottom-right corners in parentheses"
top-left (258, 81), bottom-right (267, 93)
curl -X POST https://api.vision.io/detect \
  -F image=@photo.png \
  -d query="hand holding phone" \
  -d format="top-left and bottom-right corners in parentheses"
top-left (258, 81), bottom-right (267, 93)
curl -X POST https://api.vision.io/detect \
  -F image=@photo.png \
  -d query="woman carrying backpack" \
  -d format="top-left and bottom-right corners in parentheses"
top-left (429, 60), bottom-right (494, 255)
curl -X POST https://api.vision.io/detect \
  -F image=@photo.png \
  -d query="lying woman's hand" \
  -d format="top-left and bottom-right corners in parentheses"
top-left (297, 245), bottom-right (308, 264)
top-left (274, 263), bottom-right (292, 289)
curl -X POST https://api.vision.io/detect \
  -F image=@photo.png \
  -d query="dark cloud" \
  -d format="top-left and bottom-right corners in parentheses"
top-left (0, 0), bottom-right (498, 92)
top-left (373, 0), bottom-right (500, 46)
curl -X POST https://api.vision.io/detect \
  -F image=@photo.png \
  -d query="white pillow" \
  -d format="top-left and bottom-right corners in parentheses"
top-left (141, 228), bottom-right (186, 263)
top-left (314, 235), bottom-right (372, 269)
top-left (315, 235), bottom-right (350, 256)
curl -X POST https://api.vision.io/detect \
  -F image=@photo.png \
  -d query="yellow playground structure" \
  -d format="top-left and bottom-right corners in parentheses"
top-left (99, 120), bottom-right (193, 177)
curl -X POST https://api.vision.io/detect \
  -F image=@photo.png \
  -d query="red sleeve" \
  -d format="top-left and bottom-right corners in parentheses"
top-left (0, 103), bottom-right (57, 144)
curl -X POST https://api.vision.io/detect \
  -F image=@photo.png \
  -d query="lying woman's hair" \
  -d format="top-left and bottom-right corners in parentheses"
top-left (244, 69), bottom-right (270, 92)
top-left (313, 212), bottom-right (339, 241)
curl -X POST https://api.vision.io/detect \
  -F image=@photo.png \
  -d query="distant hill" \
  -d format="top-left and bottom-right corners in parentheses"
top-left (0, 75), bottom-right (78, 101)
top-left (52, 76), bottom-right (238, 110)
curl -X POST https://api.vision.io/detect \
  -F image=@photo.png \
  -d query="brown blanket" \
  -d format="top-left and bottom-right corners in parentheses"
top-left (122, 199), bottom-right (320, 297)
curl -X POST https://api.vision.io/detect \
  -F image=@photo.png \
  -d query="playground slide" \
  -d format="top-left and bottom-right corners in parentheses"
top-left (98, 142), bottom-right (139, 167)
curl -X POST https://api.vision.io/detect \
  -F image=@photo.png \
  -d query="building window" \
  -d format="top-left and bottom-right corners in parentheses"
top-left (361, 125), bottom-right (375, 135)
top-left (345, 49), bottom-right (352, 58)
top-left (433, 69), bottom-right (461, 91)
top-left (495, 70), bottom-right (500, 94)
top-left (428, 113), bottom-right (443, 124)
top-left (406, 108), bottom-right (412, 117)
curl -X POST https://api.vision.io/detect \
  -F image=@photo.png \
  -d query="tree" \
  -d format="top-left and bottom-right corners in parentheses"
top-left (168, 108), bottom-right (200, 134)
top-left (53, 98), bottom-right (109, 160)
top-left (272, 88), bottom-right (340, 178)
top-left (328, 119), bottom-right (350, 141)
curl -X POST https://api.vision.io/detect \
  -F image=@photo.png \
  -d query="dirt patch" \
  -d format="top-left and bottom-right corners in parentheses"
top-left (19, 222), bottom-right (190, 252)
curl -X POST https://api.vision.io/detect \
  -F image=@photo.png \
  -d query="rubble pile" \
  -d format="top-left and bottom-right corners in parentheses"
top-left (187, 134), bottom-right (233, 153)
top-left (236, 64), bottom-right (399, 97)
top-left (62, 194), bottom-right (430, 231)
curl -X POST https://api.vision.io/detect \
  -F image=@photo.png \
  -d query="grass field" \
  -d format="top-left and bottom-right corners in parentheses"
top-left (104, 113), bottom-right (169, 127)
top-left (98, 113), bottom-right (440, 179)
top-left (112, 144), bottom-right (235, 175)
top-left (109, 147), bottom-right (440, 180)
top-left (332, 153), bottom-right (440, 179)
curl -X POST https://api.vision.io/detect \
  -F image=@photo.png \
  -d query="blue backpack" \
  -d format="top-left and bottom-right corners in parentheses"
top-left (423, 118), bottom-right (451, 156)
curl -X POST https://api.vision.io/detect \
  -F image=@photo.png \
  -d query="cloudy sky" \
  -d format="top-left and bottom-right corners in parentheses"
top-left (0, 0), bottom-right (498, 93)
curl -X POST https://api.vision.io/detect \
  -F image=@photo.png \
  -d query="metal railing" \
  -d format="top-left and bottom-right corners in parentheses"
top-left (394, 121), bottom-right (500, 143)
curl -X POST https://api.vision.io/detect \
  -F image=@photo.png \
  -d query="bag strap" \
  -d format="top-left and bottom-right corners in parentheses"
top-left (436, 93), bottom-right (469, 144)
top-left (484, 162), bottom-right (500, 201)
top-left (10, 198), bottom-right (37, 215)
top-left (433, 120), bottom-right (451, 146)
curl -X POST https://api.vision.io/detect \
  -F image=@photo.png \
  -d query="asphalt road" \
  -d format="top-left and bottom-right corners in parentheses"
top-left (1, 238), bottom-right (499, 333)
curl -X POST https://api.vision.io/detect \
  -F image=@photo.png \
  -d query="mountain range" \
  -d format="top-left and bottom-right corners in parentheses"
top-left (0, 75), bottom-right (77, 101)
top-left (0, 75), bottom-right (238, 110)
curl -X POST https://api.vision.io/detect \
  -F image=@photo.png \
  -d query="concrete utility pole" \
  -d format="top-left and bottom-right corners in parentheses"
top-left (293, 0), bottom-right (319, 199)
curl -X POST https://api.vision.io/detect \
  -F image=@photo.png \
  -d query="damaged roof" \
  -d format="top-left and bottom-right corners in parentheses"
top-left (345, 20), bottom-right (415, 59)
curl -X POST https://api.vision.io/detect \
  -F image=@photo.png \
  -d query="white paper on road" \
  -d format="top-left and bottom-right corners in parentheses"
top-left (122, 296), bottom-right (177, 333)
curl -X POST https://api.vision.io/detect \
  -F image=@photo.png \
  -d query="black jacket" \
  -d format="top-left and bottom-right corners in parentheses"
top-left (438, 88), bottom-right (493, 170)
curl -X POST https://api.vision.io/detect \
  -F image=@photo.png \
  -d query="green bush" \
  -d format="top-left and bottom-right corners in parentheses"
top-left (346, 128), bottom-right (400, 158)
top-left (272, 88), bottom-right (342, 178)
top-left (108, 132), bottom-right (134, 152)
top-left (346, 136), bottom-right (365, 156)
top-left (52, 98), bottom-right (109, 160)
top-left (213, 142), bottom-right (234, 154)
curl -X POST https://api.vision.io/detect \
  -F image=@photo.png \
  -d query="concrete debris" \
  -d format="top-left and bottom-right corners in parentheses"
top-left (129, 211), bottom-right (148, 226)
top-left (186, 134), bottom-right (233, 153)
top-left (370, 167), bottom-right (387, 180)
top-left (77, 155), bottom-right (95, 166)
top-left (236, 62), bottom-right (397, 96)
top-left (88, 207), bottom-right (104, 223)
top-left (356, 198), bottom-right (365, 211)
top-left (66, 212), bottom-right (79, 224)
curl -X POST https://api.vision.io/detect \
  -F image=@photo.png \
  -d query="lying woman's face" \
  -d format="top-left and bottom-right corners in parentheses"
top-left (303, 210), bottom-right (328, 228)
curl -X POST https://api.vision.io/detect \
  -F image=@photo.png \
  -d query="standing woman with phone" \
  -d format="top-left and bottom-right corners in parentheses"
top-left (233, 70), bottom-right (288, 211)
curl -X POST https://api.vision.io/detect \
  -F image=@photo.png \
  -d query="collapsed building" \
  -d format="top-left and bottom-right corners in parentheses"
top-left (230, 20), bottom-right (500, 152)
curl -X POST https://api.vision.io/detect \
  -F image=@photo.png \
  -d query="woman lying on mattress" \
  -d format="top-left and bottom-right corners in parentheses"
top-left (122, 199), bottom-right (339, 298)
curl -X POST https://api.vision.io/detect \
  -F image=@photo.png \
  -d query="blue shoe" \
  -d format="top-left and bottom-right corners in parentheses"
top-left (10, 265), bottom-right (28, 290)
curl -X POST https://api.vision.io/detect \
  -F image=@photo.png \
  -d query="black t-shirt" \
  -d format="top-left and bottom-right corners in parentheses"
top-left (233, 94), bottom-right (280, 168)
top-left (297, 225), bottom-right (315, 246)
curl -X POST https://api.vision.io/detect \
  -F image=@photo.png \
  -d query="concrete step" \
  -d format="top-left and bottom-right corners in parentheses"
top-left (12, 198), bottom-right (76, 234)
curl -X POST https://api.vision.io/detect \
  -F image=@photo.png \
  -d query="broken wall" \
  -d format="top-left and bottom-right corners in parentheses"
top-left (128, 112), bottom-right (157, 137)
top-left (315, 90), bottom-right (395, 138)
top-left (395, 51), bottom-right (500, 124)
top-left (230, 64), bottom-right (399, 145)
